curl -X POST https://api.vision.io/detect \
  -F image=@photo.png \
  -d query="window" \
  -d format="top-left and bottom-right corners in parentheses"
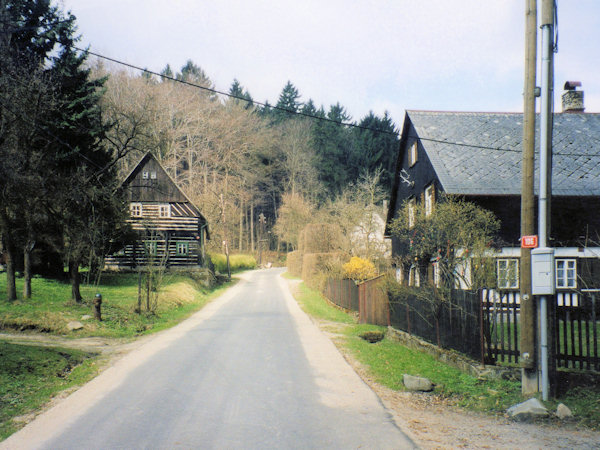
top-left (409, 142), bottom-right (418, 167)
top-left (424, 184), bottom-right (435, 217)
top-left (409, 265), bottom-right (420, 287)
top-left (159, 204), bottom-right (171, 218)
top-left (176, 242), bottom-right (189, 256)
top-left (142, 171), bottom-right (149, 180)
top-left (408, 197), bottom-right (416, 228)
top-left (144, 241), bottom-right (157, 256)
top-left (556, 259), bottom-right (577, 289)
top-left (497, 258), bottom-right (519, 289)
top-left (151, 171), bottom-right (157, 179)
top-left (130, 203), bottom-right (142, 217)
top-left (432, 262), bottom-right (441, 288)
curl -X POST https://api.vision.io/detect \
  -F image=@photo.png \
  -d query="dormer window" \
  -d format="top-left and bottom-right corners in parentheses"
top-left (159, 204), bottom-right (171, 218)
top-left (409, 142), bottom-right (418, 167)
top-left (130, 203), bottom-right (142, 217)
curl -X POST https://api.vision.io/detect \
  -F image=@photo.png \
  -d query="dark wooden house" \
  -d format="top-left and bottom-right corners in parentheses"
top-left (385, 109), bottom-right (600, 292)
top-left (105, 153), bottom-right (209, 270)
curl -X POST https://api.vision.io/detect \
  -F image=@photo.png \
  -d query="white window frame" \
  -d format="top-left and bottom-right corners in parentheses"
top-left (425, 184), bottom-right (434, 217)
top-left (556, 259), bottom-right (577, 289)
top-left (409, 141), bottom-right (418, 167)
top-left (433, 261), bottom-right (441, 288)
top-left (176, 241), bottom-right (189, 256)
top-left (159, 204), bottom-right (171, 218)
top-left (142, 171), bottom-right (149, 180)
top-left (497, 258), bottom-right (519, 289)
top-left (409, 265), bottom-right (420, 287)
top-left (408, 197), bottom-right (416, 228)
top-left (150, 171), bottom-right (157, 179)
top-left (130, 203), bottom-right (142, 217)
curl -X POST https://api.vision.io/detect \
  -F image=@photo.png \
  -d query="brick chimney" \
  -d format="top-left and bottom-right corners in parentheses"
top-left (562, 81), bottom-right (584, 113)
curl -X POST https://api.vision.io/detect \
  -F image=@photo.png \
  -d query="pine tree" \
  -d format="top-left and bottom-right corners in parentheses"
top-left (274, 81), bottom-right (302, 123)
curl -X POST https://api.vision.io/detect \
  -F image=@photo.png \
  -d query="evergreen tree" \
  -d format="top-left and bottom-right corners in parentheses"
top-left (351, 111), bottom-right (399, 190)
top-left (274, 81), bottom-right (302, 123)
top-left (228, 78), bottom-right (253, 109)
top-left (160, 63), bottom-right (174, 80)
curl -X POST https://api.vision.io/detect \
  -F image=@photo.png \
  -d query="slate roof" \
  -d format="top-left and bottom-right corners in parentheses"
top-left (407, 111), bottom-right (600, 196)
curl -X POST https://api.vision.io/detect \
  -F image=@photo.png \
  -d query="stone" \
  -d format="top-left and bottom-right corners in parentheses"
top-left (81, 315), bottom-right (93, 321)
top-left (403, 374), bottom-right (434, 392)
top-left (507, 398), bottom-right (549, 421)
top-left (556, 403), bottom-right (573, 419)
top-left (67, 321), bottom-right (84, 331)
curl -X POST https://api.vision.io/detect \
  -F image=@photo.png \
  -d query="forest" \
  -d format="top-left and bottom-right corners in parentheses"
top-left (0, 0), bottom-right (400, 301)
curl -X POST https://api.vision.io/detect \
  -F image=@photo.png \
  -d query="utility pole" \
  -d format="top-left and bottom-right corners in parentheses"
top-left (520, 0), bottom-right (538, 395)
top-left (536, 0), bottom-right (556, 401)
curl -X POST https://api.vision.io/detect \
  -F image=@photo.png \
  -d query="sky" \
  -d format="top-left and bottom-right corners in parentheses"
top-left (60, 0), bottom-right (600, 128)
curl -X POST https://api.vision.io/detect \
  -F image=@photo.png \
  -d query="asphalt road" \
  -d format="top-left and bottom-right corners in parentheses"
top-left (3, 268), bottom-right (415, 449)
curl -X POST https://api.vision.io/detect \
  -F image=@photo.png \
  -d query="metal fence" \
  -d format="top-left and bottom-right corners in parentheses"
top-left (389, 288), bottom-right (483, 362)
top-left (323, 278), bottom-right (359, 311)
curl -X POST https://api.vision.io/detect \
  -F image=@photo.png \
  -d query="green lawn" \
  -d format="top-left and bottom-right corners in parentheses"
top-left (0, 272), bottom-right (233, 338)
top-left (0, 342), bottom-right (100, 440)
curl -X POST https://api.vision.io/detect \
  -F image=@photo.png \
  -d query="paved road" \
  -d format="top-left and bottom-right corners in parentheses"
top-left (3, 269), bottom-right (415, 449)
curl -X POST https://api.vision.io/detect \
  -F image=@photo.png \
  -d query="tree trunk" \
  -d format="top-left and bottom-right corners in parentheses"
top-left (23, 241), bottom-right (34, 299)
top-left (69, 260), bottom-right (82, 303)
top-left (239, 200), bottom-right (244, 252)
top-left (4, 238), bottom-right (17, 301)
top-left (250, 202), bottom-right (255, 252)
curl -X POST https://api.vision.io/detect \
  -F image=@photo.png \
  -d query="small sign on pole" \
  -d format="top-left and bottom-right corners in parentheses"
top-left (521, 235), bottom-right (538, 248)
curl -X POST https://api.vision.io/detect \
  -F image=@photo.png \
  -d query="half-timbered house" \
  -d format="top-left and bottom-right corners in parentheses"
top-left (105, 153), bottom-right (209, 270)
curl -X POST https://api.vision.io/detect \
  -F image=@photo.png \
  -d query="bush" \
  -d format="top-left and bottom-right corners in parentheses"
top-left (286, 250), bottom-right (303, 277)
top-left (342, 256), bottom-right (378, 282)
top-left (299, 223), bottom-right (344, 254)
top-left (209, 253), bottom-right (257, 273)
top-left (302, 252), bottom-right (346, 290)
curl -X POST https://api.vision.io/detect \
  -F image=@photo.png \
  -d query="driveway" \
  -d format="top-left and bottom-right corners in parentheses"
top-left (2, 268), bottom-right (415, 449)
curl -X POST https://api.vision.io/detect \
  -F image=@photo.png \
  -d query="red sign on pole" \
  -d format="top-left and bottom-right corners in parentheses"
top-left (521, 235), bottom-right (538, 248)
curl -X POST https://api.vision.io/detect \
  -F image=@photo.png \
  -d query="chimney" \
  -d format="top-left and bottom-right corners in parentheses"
top-left (562, 81), bottom-right (584, 113)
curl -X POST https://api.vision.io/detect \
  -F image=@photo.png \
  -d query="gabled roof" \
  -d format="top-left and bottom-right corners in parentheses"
top-left (122, 152), bottom-right (208, 227)
top-left (407, 110), bottom-right (600, 196)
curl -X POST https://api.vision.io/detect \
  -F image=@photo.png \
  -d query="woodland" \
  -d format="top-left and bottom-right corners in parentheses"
top-left (0, 0), bottom-right (400, 300)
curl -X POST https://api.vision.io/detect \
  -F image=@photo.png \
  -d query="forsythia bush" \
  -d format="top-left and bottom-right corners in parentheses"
top-left (342, 256), bottom-right (377, 282)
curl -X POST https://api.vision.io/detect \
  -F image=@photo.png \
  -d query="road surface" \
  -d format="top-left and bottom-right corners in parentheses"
top-left (2, 268), bottom-right (415, 449)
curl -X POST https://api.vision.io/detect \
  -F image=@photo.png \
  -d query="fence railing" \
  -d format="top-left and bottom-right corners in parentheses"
top-left (389, 288), bottom-right (483, 363)
top-left (323, 278), bottom-right (359, 311)
top-left (321, 277), bottom-right (600, 372)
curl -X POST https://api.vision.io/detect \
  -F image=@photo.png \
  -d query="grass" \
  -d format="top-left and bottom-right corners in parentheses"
top-left (0, 272), bottom-right (233, 338)
top-left (290, 275), bottom-right (600, 430)
top-left (0, 342), bottom-right (100, 440)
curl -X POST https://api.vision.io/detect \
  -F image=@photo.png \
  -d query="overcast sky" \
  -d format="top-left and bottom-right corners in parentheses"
top-left (60, 0), bottom-right (600, 128)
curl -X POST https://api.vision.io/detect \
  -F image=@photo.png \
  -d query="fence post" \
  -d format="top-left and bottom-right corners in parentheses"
top-left (479, 289), bottom-right (486, 366)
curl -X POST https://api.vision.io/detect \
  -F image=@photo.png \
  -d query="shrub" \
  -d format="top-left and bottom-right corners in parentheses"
top-left (209, 253), bottom-right (257, 273)
top-left (286, 250), bottom-right (303, 277)
top-left (299, 223), bottom-right (344, 254)
top-left (342, 256), bottom-right (378, 282)
top-left (302, 252), bottom-right (346, 290)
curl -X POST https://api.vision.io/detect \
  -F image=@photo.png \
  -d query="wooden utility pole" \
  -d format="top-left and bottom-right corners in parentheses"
top-left (520, 0), bottom-right (538, 394)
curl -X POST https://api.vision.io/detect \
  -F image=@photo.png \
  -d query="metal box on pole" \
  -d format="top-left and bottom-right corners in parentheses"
top-left (531, 247), bottom-right (555, 295)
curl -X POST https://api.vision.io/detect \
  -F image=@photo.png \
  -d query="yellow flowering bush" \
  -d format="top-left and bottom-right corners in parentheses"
top-left (342, 256), bottom-right (377, 282)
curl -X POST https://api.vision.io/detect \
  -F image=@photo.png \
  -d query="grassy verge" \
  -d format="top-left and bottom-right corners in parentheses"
top-left (290, 276), bottom-right (600, 430)
top-left (0, 272), bottom-right (233, 338)
top-left (0, 342), bottom-right (100, 440)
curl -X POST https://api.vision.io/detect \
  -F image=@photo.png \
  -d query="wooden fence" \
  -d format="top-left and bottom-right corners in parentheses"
top-left (323, 278), bottom-right (359, 311)
top-left (358, 276), bottom-right (390, 326)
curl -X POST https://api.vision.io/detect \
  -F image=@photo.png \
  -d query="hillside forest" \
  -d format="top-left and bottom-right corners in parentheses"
top-left (0, 1), bottom-right (401, 300)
